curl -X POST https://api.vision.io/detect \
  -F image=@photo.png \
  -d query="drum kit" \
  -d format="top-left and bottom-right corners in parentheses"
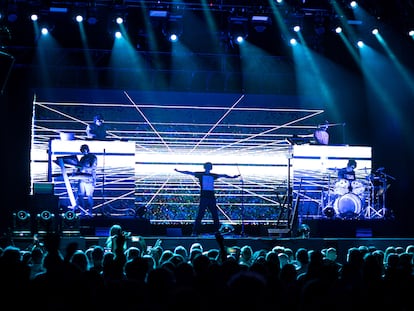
top-left (322, 168), bottom-right (392, 219)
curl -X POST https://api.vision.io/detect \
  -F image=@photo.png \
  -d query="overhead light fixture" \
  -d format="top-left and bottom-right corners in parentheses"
top-left (49, 7), bottom-right (68, 13)
top-left (228, 15), bottom-right (249, 45)
top-left (13, 210), bottom-right (32, 237)
top-left (150, 10), bottom-right (168, 18)
top-left (163, 13), bottom-right (183, 42)
top-left (251, 15), bottom-right (272, 32)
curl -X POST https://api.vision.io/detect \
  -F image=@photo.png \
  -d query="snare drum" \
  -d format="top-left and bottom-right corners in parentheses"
top-left (334, 179), bottom-right (350, 196)
top-left (334, 193), bottom-right (362, 218)
top-left (351, 180), bottom-right (365, 196)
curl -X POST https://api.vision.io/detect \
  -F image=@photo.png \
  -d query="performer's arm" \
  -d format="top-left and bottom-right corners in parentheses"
top-left (174, 168), bottom-right (195, 176)
top-left (219, 173), bottom-right (241, 179)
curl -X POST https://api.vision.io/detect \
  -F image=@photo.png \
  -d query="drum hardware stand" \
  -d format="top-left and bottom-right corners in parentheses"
top-left (377, 170), bottom-right (395, 218)
top-left (364, 169), bottom-right (395, 219)
top-left (321, 173), bottom-right (335, 218)
top-left (236, 165), bottom-right (246, 237)
top-left (364, 178), bottom-right (380, 219)
top-left (100, 148), bottom-right (112, 217)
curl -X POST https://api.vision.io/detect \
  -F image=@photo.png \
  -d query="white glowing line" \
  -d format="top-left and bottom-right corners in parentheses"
top-left (36, 102), bottom-right (122, 139)
top-left (189, 94), bottom-right (245, 153)
top-left (124, 91), bottom-right (172, 152)
top-left (210, 110), bottom-right (324, 153)
top-left (144, 178), bottom-right (170, 208)
top-left (37, 101), bottom-right (321, 113)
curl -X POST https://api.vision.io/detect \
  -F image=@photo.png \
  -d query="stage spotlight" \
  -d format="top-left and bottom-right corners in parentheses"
top-left (61, 211), bottom-right (80, 237)
top-left (30, 14), bottom-right (38, 21)
top-left (290, 38), bottom-right (298, 46)
top-left (169, 33), bottom-right (178, 42)
top-left (219, 223), bottom-right (235, 235)
top-left (323, 206), bottom-right (335, 218)
top-left (293, 25), bottom-right (301, 32)
top-left (298, 223), bottom-right (310, 239)
top-left (408, 30), bottom-right (414, 37)
top-left (357, 40), bottom-right (364, 48)
top-left (335, 26), bottom-right (342, 34)
top-left (12, 210), bottom-right (32, 237)
top-left (37, 210), bottom-right (56, 235)
top-left (228, 16), bottom-right (249, 45)
top-left (251, 15), bottom-right (272, 33)
top-left (75, 15), bottom-right (83, 23)
top-left (162, 14), bottom-right (183, 42)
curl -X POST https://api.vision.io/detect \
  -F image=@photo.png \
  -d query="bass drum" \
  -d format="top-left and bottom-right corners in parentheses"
top-left (334, 193), bottom-right (362, 219)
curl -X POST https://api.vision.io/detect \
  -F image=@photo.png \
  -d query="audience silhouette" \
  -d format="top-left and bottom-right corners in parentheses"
top-left (0, 232), bottom-right (413, 311)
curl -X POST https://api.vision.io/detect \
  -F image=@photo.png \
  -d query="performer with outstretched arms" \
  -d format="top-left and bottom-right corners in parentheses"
top-left (175, 162), bottom-right (240, 236)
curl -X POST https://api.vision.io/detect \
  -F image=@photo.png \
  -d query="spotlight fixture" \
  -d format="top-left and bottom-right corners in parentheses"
top-left (61, 211), bottom-right (80, 236)
top-left (13, 210), bottom-right (32, 237)
top-left (219, 223), bottom-right (235, 235)
top-left (297, 223), bottom-right (311, 238)
top-left (251, 15), bottom-right (272, 32)
top-left (37, 210), bottom-right (56, 235)
top-left (162, 13), bottom-right (183, 42)
top-left (228, 15), bottom-right (249, 45)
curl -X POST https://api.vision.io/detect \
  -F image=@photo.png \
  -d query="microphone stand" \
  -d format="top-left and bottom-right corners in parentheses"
top-left (101, 148), bottom-right (110, 216)
top-left (237, 165), bottom-right (246, 237)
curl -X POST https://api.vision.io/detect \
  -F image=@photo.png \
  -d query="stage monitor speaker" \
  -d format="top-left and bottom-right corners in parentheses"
top-left (0, 51), bottom-right (15, 95)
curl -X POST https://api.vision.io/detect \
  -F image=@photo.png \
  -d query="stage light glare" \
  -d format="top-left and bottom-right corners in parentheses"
top-left (41, 28), bottom-right (48, 35)
top-left (409, 30), bottom-right (414, 37)
top-left (335, 26), bottom-right (342, 33)
top-left (293, 25), bottom-right (300, 32)
top-left (75, 15), bottom-right (83, 23)
top-left (290, 38), bottom-right (297, 45)
top-left (169, 33), bottom-right (178, 42)
top-left (31, 14), bottom-right (38, 21)
top-left (236, 36), bottom-right (244, 44)
top-left (372, 28), bottom-right (378, 35)
top-left (115, 31), bottom-right (122, 38)
top-left (350, 1), bottom-right (358, 9)
top-left (357, 40), bottom-right (364, 48)
top-left (116, 17), bottom-right (123, 24)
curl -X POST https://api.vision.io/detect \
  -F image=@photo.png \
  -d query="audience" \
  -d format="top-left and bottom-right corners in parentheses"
top-left (1, 231), bottom-right (413, 311)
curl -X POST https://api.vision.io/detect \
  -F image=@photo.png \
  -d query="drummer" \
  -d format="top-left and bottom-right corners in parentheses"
top-left (337, 159), bottom-right (357, 192)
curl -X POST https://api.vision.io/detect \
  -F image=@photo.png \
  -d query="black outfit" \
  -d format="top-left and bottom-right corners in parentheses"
top-left (337, 166), bottom-right (356, 192)
top-left (175, 164), bottom-right (240, 236)
top-left (86, 122), bottom-right (107, 140)
top-left (192, 171), bottom-right (222, 235)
